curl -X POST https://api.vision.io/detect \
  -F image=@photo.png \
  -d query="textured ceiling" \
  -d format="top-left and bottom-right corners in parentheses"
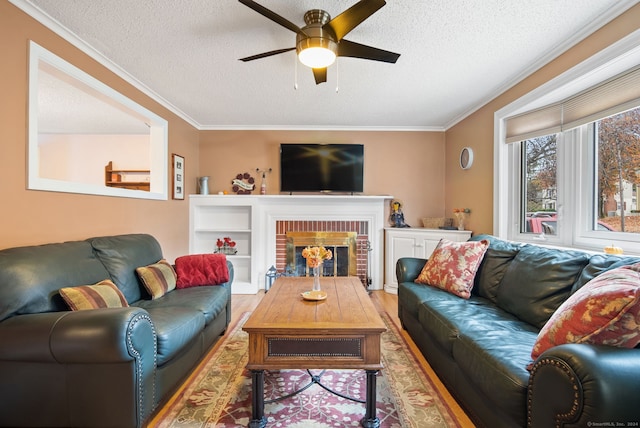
top-left (17, 0), bottom-right (639, 130)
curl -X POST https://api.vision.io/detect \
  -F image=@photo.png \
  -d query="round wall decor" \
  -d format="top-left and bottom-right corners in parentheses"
top-left (231, 172), bottom-right (255, 194)
top-left (459, 147), bottom-right (474, 170)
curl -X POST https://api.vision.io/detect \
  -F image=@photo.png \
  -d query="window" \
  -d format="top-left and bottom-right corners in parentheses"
top-left (495, 29), bottom-right (640, 255)
top-left (593, 107), bottom-right (640, 233)
top-left (521, 135), bottom-right (558, 235)
top-left (515, 108), bottom-right (640, 241)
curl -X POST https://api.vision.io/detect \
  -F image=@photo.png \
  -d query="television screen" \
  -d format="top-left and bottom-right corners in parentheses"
top-left (280, 144), bottom-right (364, 193)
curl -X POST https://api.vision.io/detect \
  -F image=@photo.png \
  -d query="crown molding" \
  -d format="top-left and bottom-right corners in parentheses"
top-left (11, 0), bottom-right (639, 133)
top-left (10, 0), bottom-right (200, 130)
top-left (444, 0), bottom-right (640, 130)
top-left (197, 124), bottom-right (446, 132)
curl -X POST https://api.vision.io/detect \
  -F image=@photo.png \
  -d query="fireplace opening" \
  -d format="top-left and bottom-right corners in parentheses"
top-left (286, 231), bottom-right (357, 277)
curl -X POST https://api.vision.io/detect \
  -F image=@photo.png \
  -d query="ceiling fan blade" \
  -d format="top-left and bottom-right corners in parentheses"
top-left (312, 68), bottom-right (327, 85)
top-left (239, 47), bottom-right (296, 62)
top-left (238, 0), bottom-right (307, 36)
top-left (325, 0), bottom-right (386, 41)
top-left (337, 39), bottom-right (400, 63)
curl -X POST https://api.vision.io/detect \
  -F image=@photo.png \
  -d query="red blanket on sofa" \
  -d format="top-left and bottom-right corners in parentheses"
top-left (175, 254), bottom-right (229, 289)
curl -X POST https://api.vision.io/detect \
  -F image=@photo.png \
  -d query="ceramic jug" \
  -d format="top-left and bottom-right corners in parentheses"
top-left (198, 176), bottom-right (209, 195)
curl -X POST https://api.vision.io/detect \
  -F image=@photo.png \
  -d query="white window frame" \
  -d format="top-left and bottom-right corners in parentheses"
top-left (495, 29), bottom-right (640, 255)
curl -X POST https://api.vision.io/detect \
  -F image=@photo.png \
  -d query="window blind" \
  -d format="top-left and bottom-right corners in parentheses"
top-left (505, 104), bottom-right (562, 143)
top-left (505, 65), bottom-right (640, 143)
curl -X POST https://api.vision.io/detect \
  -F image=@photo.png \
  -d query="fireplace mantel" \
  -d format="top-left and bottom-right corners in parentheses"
top-left (189, 195), bottom-right (392, 294)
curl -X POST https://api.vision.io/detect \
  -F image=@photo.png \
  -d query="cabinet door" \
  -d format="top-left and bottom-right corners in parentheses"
top-left (418, 237), bottom-right (442, 259)
top-left (390, 234), bottom-right (421, 260)
top-left (385, 233), bottom-right (421, 290)
top-left (384, 229), bottom-right (472, 293)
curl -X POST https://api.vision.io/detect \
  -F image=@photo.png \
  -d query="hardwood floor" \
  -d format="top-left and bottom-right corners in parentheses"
top-left (150, 290), bottom-right (474, 427)
top-left (230, 289), bottom-right (475, 427)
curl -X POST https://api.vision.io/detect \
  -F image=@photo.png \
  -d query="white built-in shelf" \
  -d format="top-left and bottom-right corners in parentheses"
top-left (189, 194), bottom-right (392, 294)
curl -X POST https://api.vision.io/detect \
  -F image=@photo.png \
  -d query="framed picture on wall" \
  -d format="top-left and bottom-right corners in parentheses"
top-left (172, 154), bottom-right (184, 200)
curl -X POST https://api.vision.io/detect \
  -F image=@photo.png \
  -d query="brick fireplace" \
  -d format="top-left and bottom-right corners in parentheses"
top-left (276, 220), bottom-right (370, 285)
top-left (190, 195), bottom-right (389, 293)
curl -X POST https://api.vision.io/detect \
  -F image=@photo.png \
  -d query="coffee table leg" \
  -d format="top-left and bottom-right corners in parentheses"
top-left (360, 369), bottom-right (380, 428)
top-left (249, 369), bottom-right (267, 428)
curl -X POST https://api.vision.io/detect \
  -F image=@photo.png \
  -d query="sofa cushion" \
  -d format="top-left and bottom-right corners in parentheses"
top-left (497, 244), bottom-right (590, 329)
top-left (417, 296), bottom-right (535, 356)
top-left (572, 254), bottom-right (640, 294)
top-left (398, 280), bottom-right (459, 323)
top-left (133, 286), bottom-right (229, 325)
top-left (89, 234), bottom-right (164, 303)
top-left (415, 239), bottom-right (489, 298)
top-left (59, 280), bottom-right (129, 310)
top-left (531, 262), bottom-right (640, 362)
top-left (453, 328), bottom-right (537, 426)
top-left (136, 259), bottom-right (177, 299)
top-left (0, 240), bottom-right (111, 321)
top-left (143, 306), bottom-right (206, 366)
top-left (470, 235), bottom-right (523, 302)
top-left (175, 254), bottom-right (229, 289)
top-left (474, 248), bottom-right (520, 303)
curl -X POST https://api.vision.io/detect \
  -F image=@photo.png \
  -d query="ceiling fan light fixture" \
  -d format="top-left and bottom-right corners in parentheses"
top-left (297, 37), bottom-right (337, 68)
top-left (298, 47), bottom-right (336, 68)
top-left (239, 2), bottom-right (400, 84)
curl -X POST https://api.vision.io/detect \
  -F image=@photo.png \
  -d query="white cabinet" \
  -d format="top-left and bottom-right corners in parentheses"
top-left (189, 196), bottom-right (257, 294)
top-left (384, 228), bottom-right (471, 293)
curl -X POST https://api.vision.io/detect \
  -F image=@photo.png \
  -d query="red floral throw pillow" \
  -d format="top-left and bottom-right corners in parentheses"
top-left (415, 239), bottom-right (489, 299)
top-left (530, 262), bottom-right (640, 363)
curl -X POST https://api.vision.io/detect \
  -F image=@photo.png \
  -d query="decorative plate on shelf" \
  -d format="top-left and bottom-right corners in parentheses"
top-left (231, 172), bottom-right (255, 194)
top-left (301, 290), bottom-right (327, 301)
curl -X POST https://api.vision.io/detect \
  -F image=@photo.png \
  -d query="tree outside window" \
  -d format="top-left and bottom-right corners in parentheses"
top-left (596, 107), bottom-right (640, 233)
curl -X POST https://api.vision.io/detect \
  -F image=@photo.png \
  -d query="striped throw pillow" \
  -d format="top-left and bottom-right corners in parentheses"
top-left (136, 259), bottom-right (177, 299)
top-left (59, 279), bottom-right (129, 310)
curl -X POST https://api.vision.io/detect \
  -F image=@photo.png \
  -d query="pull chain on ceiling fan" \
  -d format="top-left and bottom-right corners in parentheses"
top-left (238, 0), bottom-right (401, 85)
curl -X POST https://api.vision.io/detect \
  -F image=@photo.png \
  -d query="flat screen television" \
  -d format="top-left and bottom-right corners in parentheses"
top-left (280, 143), bottom-right (364, 193)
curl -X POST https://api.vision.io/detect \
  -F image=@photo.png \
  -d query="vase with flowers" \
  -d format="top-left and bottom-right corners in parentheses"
top-left (453, 208), bottom-right (471, 231)
top-left (301, 246), bottom-right (333, 291)
top-left (214, 237), bottom-right (237, 255)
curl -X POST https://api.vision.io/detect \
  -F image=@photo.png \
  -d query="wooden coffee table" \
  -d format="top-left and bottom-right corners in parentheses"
top-left (243, 276), bottom-right (386, 428)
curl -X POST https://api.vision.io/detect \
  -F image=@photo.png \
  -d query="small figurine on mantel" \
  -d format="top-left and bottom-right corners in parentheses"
top-left (389, 199), bottom-right (410, 228)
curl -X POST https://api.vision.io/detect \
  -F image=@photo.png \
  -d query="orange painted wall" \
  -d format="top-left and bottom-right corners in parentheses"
top-left (0, 2), bottom-right (199, 261)
top-left (445, 4), bottom-right (640, 235)
top-left (3, 0), bottom-right (639, 259)
top-left (198, 130), bottom-right (446, 227)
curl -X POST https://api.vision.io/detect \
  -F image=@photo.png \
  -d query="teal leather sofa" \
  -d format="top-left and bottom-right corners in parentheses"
top-left (397, 234), bottom-right (640, 428)
top-left (0, 234), bottom-right (232, 428)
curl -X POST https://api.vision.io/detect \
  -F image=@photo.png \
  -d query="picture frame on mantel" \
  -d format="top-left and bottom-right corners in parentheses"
top-left (172, 154), bottom-right (184, 200)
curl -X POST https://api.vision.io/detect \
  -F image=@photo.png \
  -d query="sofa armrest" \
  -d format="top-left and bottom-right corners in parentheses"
top-left (0, 307), bottom-right (156, 363)
top-left (528, 343), bottom-right (640, 427)
top-left (227, 260), bottom-right (234, 323)
top-left (0, 307), bottom-right (157, 427)
top-left (396, 257), bottom-right (427, 284)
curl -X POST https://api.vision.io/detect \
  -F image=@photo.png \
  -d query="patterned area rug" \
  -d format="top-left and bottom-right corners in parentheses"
top-left (150, 312), bottom-right (462, 428)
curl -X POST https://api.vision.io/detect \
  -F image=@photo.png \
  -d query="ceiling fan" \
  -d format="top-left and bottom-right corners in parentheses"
top-left (238, 0), bottom-right (401, 85)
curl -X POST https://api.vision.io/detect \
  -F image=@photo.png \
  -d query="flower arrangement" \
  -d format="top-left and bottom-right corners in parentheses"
top-left (215, 237), bottom-right (237, 255)
top-left (301, 246), bottom-right (332, 268)
top-left (453, 208), bottom-right (471, 231)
